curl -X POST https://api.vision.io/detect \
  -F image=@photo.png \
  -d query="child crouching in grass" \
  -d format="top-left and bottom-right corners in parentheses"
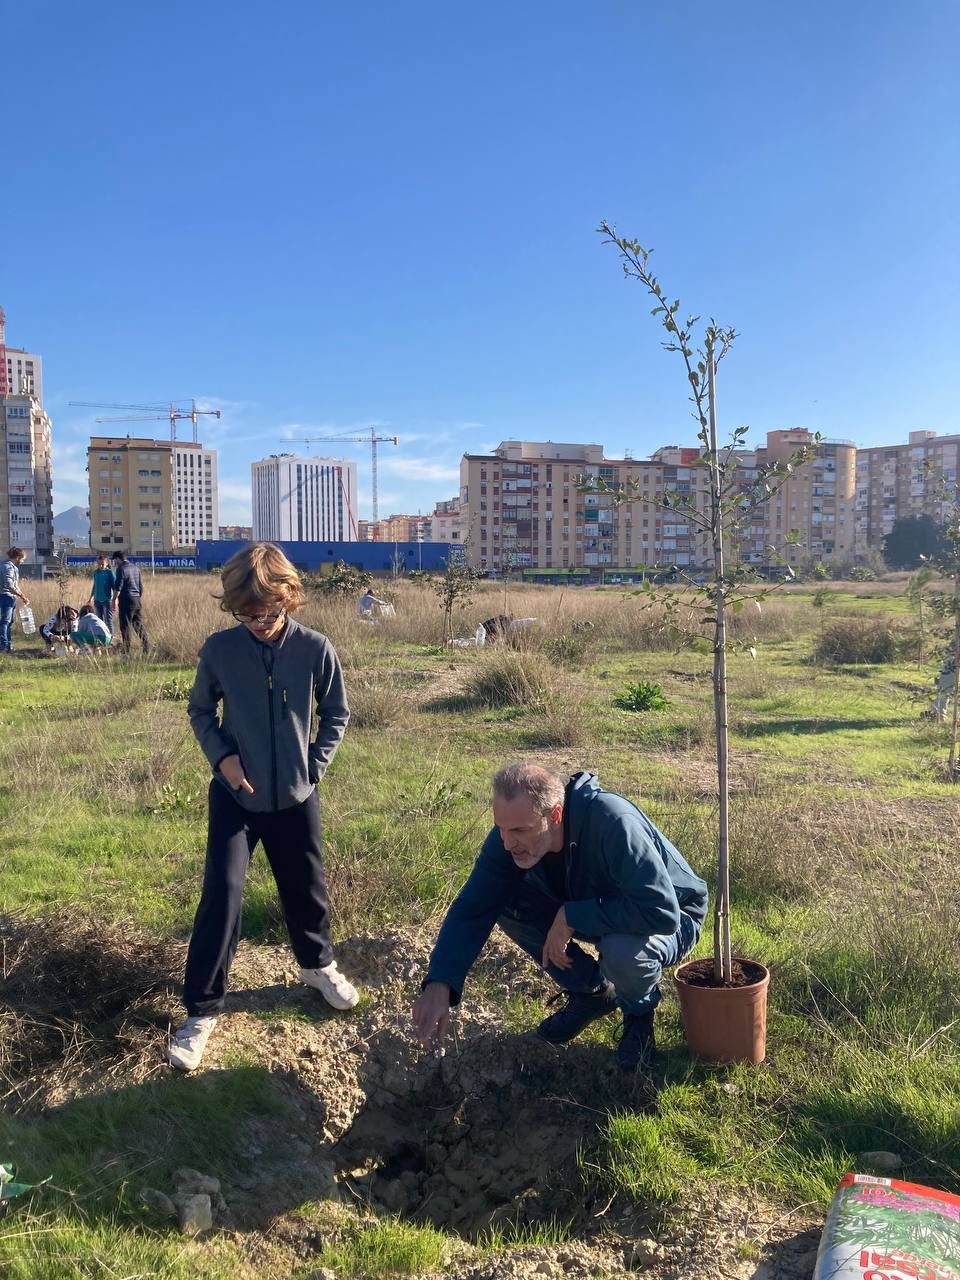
top-left (168, 542), bottom-right (358, 1071)
top-left (71, 603), bottom-right (112, 650)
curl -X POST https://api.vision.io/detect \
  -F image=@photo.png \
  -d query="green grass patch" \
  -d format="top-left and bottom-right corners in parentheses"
top-left (0, 1064), bottom-right (285, 1277)
top-left (315, 1218), bottom-right (447, 1277)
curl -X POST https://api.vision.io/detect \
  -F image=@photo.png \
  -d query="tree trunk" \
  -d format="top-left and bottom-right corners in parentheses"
top-left (708, 350), bottom-right (732, 985)
top-left (949, 574), bottom-right (960, 778)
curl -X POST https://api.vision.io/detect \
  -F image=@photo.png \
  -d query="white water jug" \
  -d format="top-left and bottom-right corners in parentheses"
top-left (18, 606), bottom-right (36, 635)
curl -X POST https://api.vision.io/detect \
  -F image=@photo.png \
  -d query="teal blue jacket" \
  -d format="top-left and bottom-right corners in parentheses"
top-left (90, 567), bottom-right (115, 603)
top-left (425, 771), bottom-right (709, 1002)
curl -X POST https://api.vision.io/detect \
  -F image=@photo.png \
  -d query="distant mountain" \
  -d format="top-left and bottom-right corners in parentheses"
top-left (53, 506), bottom-right (90, 543)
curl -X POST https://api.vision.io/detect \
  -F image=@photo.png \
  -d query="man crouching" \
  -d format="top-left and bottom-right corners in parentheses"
top-left (413, 763), bottom-right (708, 1071)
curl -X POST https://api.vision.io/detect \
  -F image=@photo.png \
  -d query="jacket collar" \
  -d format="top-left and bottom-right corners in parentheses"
top-left (564, 771), bottom-right (601, 852)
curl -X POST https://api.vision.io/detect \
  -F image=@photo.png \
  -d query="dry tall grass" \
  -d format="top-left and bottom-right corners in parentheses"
top-left (38, 573), bottom-right (805, 666)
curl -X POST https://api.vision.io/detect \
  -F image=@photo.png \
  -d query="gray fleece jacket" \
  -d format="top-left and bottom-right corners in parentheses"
top-left (187, 618), bottom-right (349, 813)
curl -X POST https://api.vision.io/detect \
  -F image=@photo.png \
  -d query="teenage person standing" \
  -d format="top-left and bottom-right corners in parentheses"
top-left (169, 542), bottom-right (358, 1070)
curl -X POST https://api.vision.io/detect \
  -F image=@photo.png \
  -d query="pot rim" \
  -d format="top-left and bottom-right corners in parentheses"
top-left (674, 956), bottom-right (770, 991)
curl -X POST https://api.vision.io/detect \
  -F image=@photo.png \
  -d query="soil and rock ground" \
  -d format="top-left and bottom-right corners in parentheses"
top-left (1, 914), bottom-right (823, 1279)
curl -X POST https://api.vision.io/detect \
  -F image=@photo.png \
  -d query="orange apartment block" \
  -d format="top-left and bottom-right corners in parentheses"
top-left (459, 433), bottom-right (857, 579)
top-left (855, 430), bottom-right (960, 552)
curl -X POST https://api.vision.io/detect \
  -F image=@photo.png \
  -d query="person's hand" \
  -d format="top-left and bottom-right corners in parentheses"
top-left (413, 982), bottom-right (451, 1048)
top-left (20, 596), bottom-right (29, 607)
top-left (542, 907), bottom-right (575, 971)
top-left (219, 754), bottom-right (254, 794)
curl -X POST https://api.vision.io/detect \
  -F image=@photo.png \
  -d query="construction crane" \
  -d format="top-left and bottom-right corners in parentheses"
top-left (68, 399), bottom-right (221, 443)
top-left (283, 427), bottom-right (399, 521)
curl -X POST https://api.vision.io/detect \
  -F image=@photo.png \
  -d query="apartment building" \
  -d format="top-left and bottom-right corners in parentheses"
top-left (1, 391), bottom-right (53, 563)
top-left (3, 347), bottom-right (43, 402)
top-left (174, 444), bottom-right (218, 546)
top-left (358, 513), bottom-right (430, 543)
top-left (88, 437), bottom-right (175, 554)
top-left (429, 497), bottom-right (461, 545)
top-left (252, 454), bottom-right (358, 542)
top-left (459, 433), bottom-right (856, 578)
top-left (460, 440), bottom-right (716, 576)
top-left (734, 430), bottom-right (856, 568)
top-left (87, 437), bottom-right (219, 554)
top-left (855, 430), bottom-right (960, 552)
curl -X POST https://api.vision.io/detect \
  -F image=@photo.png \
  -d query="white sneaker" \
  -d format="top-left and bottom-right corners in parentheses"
top-left (299, 960), bottom-right (360, 1011)
top-left (166, 1015), bottom-right (218, 1071)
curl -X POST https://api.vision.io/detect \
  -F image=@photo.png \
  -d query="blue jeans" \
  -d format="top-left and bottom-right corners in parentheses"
top-left (94, 600), bottom-right (114, 632)
top-left (0, 594), bottom-right (16, 652)
top-left (497, 870), bottom-right (699, 1015)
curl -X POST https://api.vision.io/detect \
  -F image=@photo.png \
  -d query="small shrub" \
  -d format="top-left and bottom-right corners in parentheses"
top-left (523, 688), bottom-right (591, 748)
top-left (613, 680), bottom-right (670, 713)
top-left (314, 561), bottom-right (371, 597)
top-left (464, 651), bottom-right (551, 708)
top-left (155, 675), bottom-right (191, 701)
top-left (849, 565), bottom-right (877, 582)
top-left (543, 633), bottom-right (587, 665)
top-left (347, 675), bottom-right (406, 729)
top-left (147, 783), bottom-right (199, 815)
top-left (814, 618), bottom-right (899, 665)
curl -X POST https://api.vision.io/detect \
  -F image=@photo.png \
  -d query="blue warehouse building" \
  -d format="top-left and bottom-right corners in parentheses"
top-left (195, 540), bottom-right (454, 574)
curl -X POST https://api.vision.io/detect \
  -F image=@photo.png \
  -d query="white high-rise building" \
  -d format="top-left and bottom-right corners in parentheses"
top-left (3, 347), bottom-right (43, 402)
top-left (174, 443), bottom-right (219, 546)
top-left (251, 453), bottom-right (358, 542)
top-left (2, 392), bottom-right (53, 562)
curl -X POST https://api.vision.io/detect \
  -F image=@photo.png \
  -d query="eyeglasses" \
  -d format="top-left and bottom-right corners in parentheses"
top-left (233, 608), bottom-right (285, 625)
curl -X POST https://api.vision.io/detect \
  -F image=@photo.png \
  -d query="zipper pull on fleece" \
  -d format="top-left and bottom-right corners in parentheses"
top-left (267, 674), bottom-right (273, 690)
top-left (282, 688), bottom-right (288, 717)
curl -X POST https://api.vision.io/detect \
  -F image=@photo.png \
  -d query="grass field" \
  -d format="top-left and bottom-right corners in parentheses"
top-left (0, 571), bottom-right (958, 1278)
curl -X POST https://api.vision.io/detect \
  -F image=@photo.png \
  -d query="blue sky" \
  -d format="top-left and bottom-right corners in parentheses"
top-left (5, 1), bottom-right (957, 524)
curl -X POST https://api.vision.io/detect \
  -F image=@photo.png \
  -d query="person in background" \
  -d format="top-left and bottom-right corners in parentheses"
top-left (0, 548), bottom-right (30, 654)
top-left (71, 604), bottom-right (113, 649)
top-left (40, 605), bottom-right (79, 648)
top-left (111, 551), bottom-right (149, 655)
top-left (357, 588), bottom-right (390, 621)
top-left (88, 555), bottom-right (116, 632)
top-left (931, 650), bottom-right (957, 723)
top-left (169, 542), bottom-right (358, 1071)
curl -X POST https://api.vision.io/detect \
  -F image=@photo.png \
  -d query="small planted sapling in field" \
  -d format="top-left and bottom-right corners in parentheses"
top-left (583, 223), bottom-right (820, 1055)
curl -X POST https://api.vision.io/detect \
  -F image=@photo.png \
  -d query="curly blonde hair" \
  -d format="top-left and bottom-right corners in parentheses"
top-left (219, 543), bottom-right (306, 615)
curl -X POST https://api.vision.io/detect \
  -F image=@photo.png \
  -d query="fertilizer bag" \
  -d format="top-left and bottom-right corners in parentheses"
top-left (813, 1173), bottom-right (960, 1280)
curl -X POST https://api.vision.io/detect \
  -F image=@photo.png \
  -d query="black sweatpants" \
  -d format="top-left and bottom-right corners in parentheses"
top-left (183, 781), bottom-right (333, 1016)
top-left (118, 596), bottom-right (149, 654)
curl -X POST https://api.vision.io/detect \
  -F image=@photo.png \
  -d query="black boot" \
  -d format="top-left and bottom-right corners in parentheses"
top-left (615, 1009), bottom-right (657, 1071)
top-left (537, 981), bottom-right (618, 1044)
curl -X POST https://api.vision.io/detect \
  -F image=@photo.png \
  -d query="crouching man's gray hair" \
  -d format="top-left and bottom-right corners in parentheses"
top-left (492, 762), bottom-right (566, 816)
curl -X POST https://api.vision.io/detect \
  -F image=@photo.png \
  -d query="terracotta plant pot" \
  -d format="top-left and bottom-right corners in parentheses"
top-left (674, 957), bottom-right (770, 1064)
